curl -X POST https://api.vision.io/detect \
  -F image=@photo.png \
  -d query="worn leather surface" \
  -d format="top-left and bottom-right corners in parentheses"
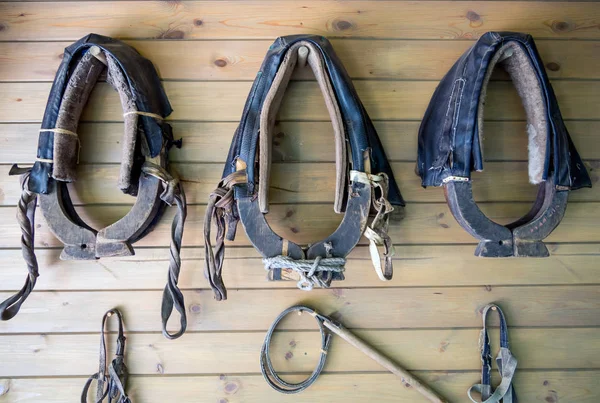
top-left (222, 34), bottom-right (404, 206)
top-left (30, 33), bottom-right (174, 195)
top-left (417, 31), bottom-right (591, 190)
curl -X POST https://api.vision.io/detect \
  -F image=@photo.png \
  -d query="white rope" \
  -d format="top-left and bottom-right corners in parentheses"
top-left (123, 111), bottom-right (164, 120)
top-left (263, 255), bottom-right (346, 291)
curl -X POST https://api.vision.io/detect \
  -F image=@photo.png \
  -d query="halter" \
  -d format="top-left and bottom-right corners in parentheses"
top-left (81, 309), bottom-right (130, 403)
top-left (467, 304), bottom-right (518, 403)
top-left (204, 35), bottom-right (404, 300)
top-left (417, 32), bottom-right (591, 257)
top-left (0, 34), bottom-right (188, 339)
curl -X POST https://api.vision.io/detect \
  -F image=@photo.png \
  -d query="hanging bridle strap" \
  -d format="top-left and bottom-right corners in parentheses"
top-left (203, 170), bottom-right (247, 301)
top-left (350, 170), bottom-right (395, 281)
top-left (141, 162), bottom-right (188, 339)
top-left (0, 167), bottom-right (39, 320)
top-left (468, 304), bottom-right (518, 403)
top-left (81, 309), bottom-right (130, 403)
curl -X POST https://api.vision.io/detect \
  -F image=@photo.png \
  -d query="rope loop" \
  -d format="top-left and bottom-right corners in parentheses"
top-left (263, 255), bottom-right (346, 291)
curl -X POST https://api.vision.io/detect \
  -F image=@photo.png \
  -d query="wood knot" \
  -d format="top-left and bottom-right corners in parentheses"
top-left (285, 351), bottom-right (294, 360)
top-left (0, 24), bottom-right (6, 32)
top-left (543, 380), bottom-right (549, 386)
top-left (485, 285), bottom-right (492, 292)
top-left (285, 209), bottom-right (294, 218)
top-left (194, 19), bottom-right (203, 26)
top-left (290, 227), bottom-right (299, 233)
top-left (219, 399), bottom-right (229, 403)
top-left (466, 11), bottom-right (480, 21)
top-left (551, 21), bottom-right (571, 33)
top-left (214, 58), bottom-right (227, 68)
top-left (333, 19), bottom-right (354, 31)
top-left (224, 381), bottom-right (240, 395)
top-left (190, 304), bottom-right (201, 314)
top-left (156, 362), bottom-right (164, 374)
top-left (466, 11), bottom-right (483, 28)
top-left (219, 374), bottom-right (226, 380)
top-left (158, 30), bottom-right (185, 39)
top-left (546, 62), bottom-right (560, 72)
top-left (15, 98), bottom-right (22, 102)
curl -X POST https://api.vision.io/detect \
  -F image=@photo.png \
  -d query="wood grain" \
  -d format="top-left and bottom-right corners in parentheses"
top-left (1, 2), bottom-right (600, 41)
top-left (1, 243), bottom-right (598, 291)
top-left (1, 372), bottom-right (597, 403)
top-left (0, 286), bottom-right (598, 333)
top-left (1, 39), bottom-right (599, 82)
top-left (1, 328), bottom-right (598, 376)
top-left (1, 80), bottom-right (599, 122)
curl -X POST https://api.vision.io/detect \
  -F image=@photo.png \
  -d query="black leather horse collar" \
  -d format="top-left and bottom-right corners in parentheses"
top-left (81, 309), bottom-right (130, 403)
top-left (205, 35), bottom-right (404, 300)
top-left (417, 32), bottom-right (591, 257)
top-left (0, 34), bottom-right (188, 340)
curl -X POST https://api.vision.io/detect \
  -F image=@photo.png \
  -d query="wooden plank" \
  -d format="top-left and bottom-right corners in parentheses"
top-left (1, 80), bottom-right (599, 122)
top-left (1, 2), bottom-right (600, 40)
top-left (2, 39), bottom-right (599, 82)
top-left (1, 243), bottom-right (599, 291)
top-left (0, 286), bottom-right (598, 333)
top-left (0, 202), bottom-right (598, 248)
top-left (2, 120), bottom-right (599, 163)
top-left (1, 371), bottom-right (599, 403)
top-left (1, 161), bottom-right (598, 205)
top-left (0, 328), bottom-right (597, 376)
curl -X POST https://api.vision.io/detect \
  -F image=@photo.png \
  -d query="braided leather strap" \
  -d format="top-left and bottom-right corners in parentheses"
top-left (81, 309), bottom-right (131, 403)
top-left (204, 171), bottom-right (246, 301)
top-left (141, 163), bottom-right (187, 339)
top-left (0, 168), bottom-right (39, 321)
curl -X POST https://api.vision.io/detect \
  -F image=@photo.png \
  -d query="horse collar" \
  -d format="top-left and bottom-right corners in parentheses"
top-left (0, 35), bottom-right (188, 339)
top-left (204, 35), bottom-right (405, 300)
top-left (417, 32), bottom-right (591, 257)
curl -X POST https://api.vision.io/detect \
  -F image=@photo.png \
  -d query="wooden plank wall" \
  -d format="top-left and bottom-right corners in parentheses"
top-left (1, 1), bottom-right (600, 402)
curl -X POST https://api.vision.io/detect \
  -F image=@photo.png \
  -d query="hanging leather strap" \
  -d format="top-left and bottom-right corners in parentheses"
top-left (81, 309), bottom-right (130, 403)
top-left (350, 170), bottom-right (395, 280)
top-left (141, 163), bottom-right (188, 340)
top-left (204, 170), bottom-right (246, 301)
top-left (0, 167), bottom-right (39, 321)
top-left (468, 304), bottom-right (518, 403)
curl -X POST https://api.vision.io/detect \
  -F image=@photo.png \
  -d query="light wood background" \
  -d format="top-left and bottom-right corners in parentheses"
top-left (1, 1), bottom-right (599, 402)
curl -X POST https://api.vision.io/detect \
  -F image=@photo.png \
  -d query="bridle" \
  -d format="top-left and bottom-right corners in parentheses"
top-left (204, 35), bottom-right (404, 300)
top-left (417, 32), bottom-right (591, 257)
top-left (81, 309), bottom-right (131, 403)
top-left (0, 34), bottom-right (188, 339)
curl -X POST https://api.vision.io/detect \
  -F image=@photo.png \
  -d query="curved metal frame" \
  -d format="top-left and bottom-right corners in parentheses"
top-left (444, 180), bottom-right (568, 257)
top-left (237, 180), bottom-right (372, 284)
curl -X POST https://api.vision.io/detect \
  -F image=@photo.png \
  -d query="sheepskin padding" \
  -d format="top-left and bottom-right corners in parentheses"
top-left (477, 42), bottom-right (548, 184)
top-left (258, 41), bottom-right (348, 214)
top-left (105, 53), bottom-right (143, 194)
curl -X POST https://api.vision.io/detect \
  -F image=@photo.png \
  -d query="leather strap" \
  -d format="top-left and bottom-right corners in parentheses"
top-left (468, 304), bottom-right (518, 403)
top-left (0, 168), bottom-right (38, 320)
top-left (81, 309), bottom-right (130, 403)
top-left (204, 171), bottom-right (246, 300)
top-left (141, 163), bottom-right (188, 339)
top-left (260, 305), bottom-right (331, 394)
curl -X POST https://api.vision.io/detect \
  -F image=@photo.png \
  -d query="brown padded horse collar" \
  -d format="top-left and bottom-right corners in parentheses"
top-left (0, 34), bottom-right (188, 340)
top-left (204, 35), bottom-right (404, 300)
